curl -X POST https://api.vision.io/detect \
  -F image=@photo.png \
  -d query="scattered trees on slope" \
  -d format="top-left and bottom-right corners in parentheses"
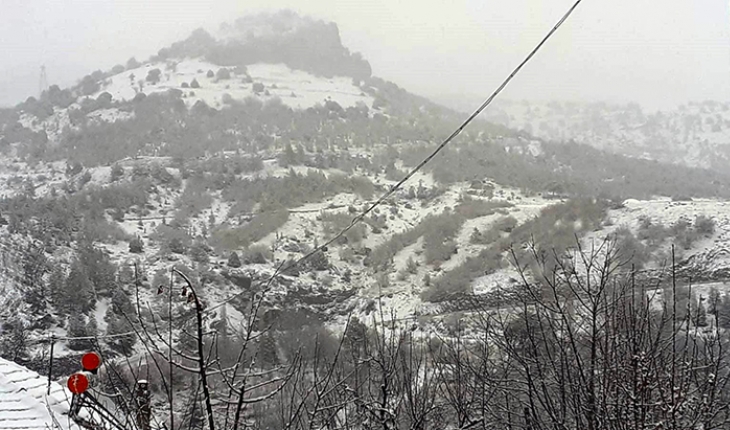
top-left (81, 241), bottom-right (730, 429)
top-left (400, 140), bottom-right (730, 200)
top-left (367, 198), bottom-right (512, 271)
top-left (423, 198), bottom-right (607, 302)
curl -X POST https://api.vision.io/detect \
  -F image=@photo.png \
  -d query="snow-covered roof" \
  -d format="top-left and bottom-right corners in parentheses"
top-left (0, 357), bottom-right (79, 430)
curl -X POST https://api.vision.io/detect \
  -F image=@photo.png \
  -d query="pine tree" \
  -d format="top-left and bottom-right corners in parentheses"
top-left (177, 318), bottom-right (199, 357)
top-left (181, 400), bottom-right (205, 430)
top-left (129, 236), bottom-right (144, 253)
top-left (79, 244), bottom-right (117, 296)
top-left (68, 315), bottom-right (89, 351)
top-left (105, 309), bottom-right (136, 355)
top-left (86, 317), bottom-right (98, 350)
top-left (345, 317), bottom-right (368, 356)
top-left (117, 264), bottom-right (135, 286)
top-left (279, 143), bottom-right (297, 167)
top-left (110, 289), bottom-right (134, 318)
top-left (423, 273), bottom-right (431, 287)
top-left (295, 144), bottom-right (307, 163)
top-left (214, 306), bottom-right (238, 366)
top-left (48, 267), bottom-right (65, 310)
top-left (227, 252), bottom-right (241, 268)
top-left (0, 318), bottom-right (28, 361)
top-left (110, 164), bottom-right (124, 182)
top-left (112, 207), bottom-right (126, 222)
top-left (470, 227), bottom-right (481, 244)
top-left (104, 287), bottom-right (137, 353)
top-left (20, 244), bottom-right (48, 314)
top-left (258, 332), bottom-right (279, 368)
top-left (62, 261), bottom-right (95, 314)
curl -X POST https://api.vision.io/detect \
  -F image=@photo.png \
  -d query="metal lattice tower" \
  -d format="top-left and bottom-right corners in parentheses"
top-left (39, 65), bottom-right (48, 97)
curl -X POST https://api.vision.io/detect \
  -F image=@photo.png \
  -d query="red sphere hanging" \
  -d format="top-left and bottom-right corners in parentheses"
top-left (67, 373), bottom-right (89, 394)
top-left (81, 352), bottom-right (101, 371)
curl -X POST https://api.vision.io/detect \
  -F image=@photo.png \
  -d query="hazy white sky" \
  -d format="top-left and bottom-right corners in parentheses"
top-left (2, 0), bottom-right (729, 110)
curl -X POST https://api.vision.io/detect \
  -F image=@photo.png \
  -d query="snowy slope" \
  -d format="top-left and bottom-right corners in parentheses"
top-left (3, 148), bottom-right (730, 333)
top-left (16, 57), bottom-right (375, 148)
top-left (91, 59), bottom-right (373, 111)
top-left (481, 99), bottom-right (730, 170)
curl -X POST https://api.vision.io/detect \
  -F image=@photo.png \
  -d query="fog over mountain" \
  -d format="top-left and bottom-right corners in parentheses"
top-left (3, 0), bottom-right (730, 110)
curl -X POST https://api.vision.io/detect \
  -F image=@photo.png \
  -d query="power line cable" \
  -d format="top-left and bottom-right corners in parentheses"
top-left (203, 0), bottom-right (586, 316)
top-left (11, 0), bottom-right (588, 342)
top-left (28, 331), bottom-right (138, 345)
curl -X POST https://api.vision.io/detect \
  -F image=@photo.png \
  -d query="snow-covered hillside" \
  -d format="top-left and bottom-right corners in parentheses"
top-left (482, 100), bottom-right (730, 170)
top-left (2, 146), bottom-right (729, 347)
top-left (9, 10), bottom-right (730, 429)
top-left (92, 60), bottom-right (374, 111)
top-left (2, 9), bottom-right (730, 389)
top-left (14, 58), bottom-right (375, 149)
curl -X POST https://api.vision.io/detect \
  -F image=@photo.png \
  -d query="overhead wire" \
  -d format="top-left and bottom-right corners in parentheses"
top-left (202, 0), bottom-right (587, 316)
top-left (23, 0), bottom-right (587, 347)
top-left (27, 331), bottom-right (138, 345)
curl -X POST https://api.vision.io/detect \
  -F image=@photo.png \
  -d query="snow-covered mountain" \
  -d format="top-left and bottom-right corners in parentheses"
top-left (1, 10), bottom-right (730, 393)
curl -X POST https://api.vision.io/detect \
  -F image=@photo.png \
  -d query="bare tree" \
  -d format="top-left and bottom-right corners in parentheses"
top-left (80, 237), bottom-right (730, 430)
top-left (90, 264), bottom-right (299, 430)
top-left (454, 238), bottom-right (730, 430)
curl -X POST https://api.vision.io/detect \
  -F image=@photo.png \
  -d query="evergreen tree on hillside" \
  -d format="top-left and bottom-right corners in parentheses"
top-left (85, 316), bottom-right (98, 350)
top-left (0, 318), bottom-right (29, 361)
top-left (258, 331), bottom-right (279, 368)
top-left (117, 263), bottom-right (135, 286)
top-left (109, 289), bottom-right (134, 317)
top-left (227, 251), bottom-right (241, 268)
top-left (344, 316), bottom-right (368, 356)
top-left (105, 289), bottom-right (136, 355)
top-left (48, 267), bottom-right (66, 310)
top-left (145, 68), bottom-right (162, 84)
top-left (62, 261), bottom-right (95, 314)
top-left (126, 57), bottom-right (140, 69)
top-left (181, 402), bottom-right (205, 430)
top-left (110, 164), bottom-right (124, 182)
top-left (68, 315), bottom-right (89, 351)
top-left (105, 312), bottom-right (136, 355)
top-left (78, 244), bottom-right (118, 296)
top-left (279, 142), bottom-right (297, 167)
top-left (129, 236), bottom-right (144, 254)
top-left (20, 244), bottom-right (49, 315)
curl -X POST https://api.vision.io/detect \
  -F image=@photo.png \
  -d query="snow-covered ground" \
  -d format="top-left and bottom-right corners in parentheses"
top-left (91, 59), bottom-right (373, 111)
top-left (483, 99), bottom-right (730, 170)
top-left (7, 78), bottom-right (730, 361)
top-left (14, 56), bottom-right (376, 146)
